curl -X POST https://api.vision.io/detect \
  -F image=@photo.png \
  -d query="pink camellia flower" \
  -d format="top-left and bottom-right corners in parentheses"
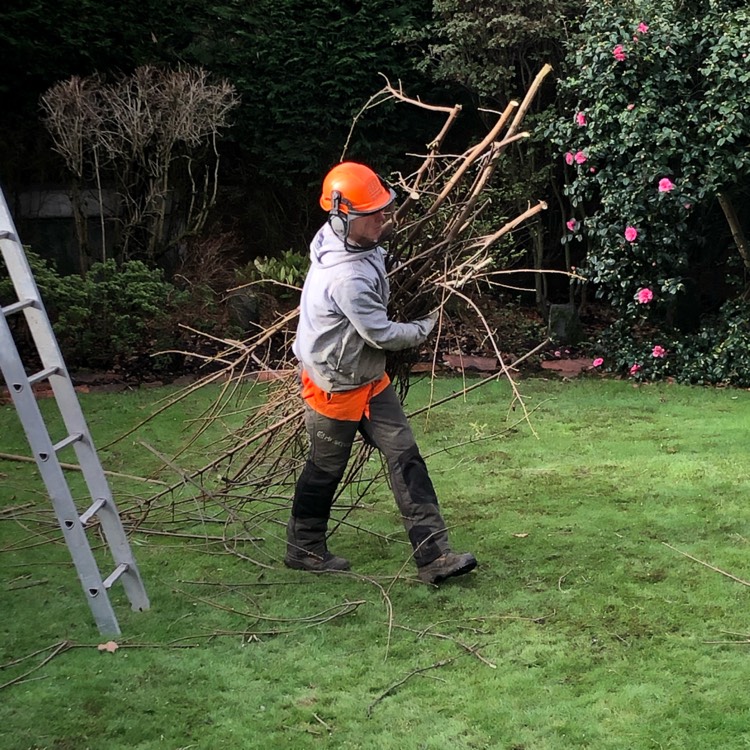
top-left (637, 288), bottom-right (654, 304)
top-left (638, 22), bottom-right (649, 33)
top-left (590, 167), bottom-right (597, 174)
top-left (627, 103), bottom-right (636, 111)
top-left (566, 219), bottom-right (578, 232)
top-left (652, 345), bottom-right (666, 358)
top-left (575, 112), bottom-right (587, 126)
top-left (658, 177), bottom-right (675, 193)
top-left (565, 151), bottom-right (574, 165)
top-left (613, 44), bottom-right (627, 61)
top-left (624, 226), bottom-right (638, 242)
top-left (574, 150), bottom-right (587, 164)
top-left (592, 357), bottom-right (604, 367)
top-left (630, 363), bottom-right (642, 376)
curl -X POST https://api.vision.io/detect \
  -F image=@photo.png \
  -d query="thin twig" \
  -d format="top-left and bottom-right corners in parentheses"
top-left (0, 452), bottom-right (169, 486)
top-left (662, 542), bottom-right (750, 586)
top-left (367, 658), bottom-right (455, 716)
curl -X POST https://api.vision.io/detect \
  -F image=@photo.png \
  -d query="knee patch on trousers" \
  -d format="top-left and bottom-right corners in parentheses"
top-left (396, 445), bottom-right (437, 505)
top-left (292, 460), bottom-right (343, 519)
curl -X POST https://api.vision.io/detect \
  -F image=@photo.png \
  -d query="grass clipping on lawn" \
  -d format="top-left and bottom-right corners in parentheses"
top-left (135, 65), bottom-right (554, 565)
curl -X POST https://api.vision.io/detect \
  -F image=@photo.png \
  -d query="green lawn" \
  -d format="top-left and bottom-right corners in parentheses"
top-left (2, 376), bottom-right (750, 750)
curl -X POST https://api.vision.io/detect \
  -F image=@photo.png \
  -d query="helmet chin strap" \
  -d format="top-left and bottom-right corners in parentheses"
top-left (344, 238), bottom-right (379, 253)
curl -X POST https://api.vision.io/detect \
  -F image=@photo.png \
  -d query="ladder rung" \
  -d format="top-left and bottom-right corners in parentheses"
top-left (0, 230), bottom-right (14, 240)
top-left (102, 563), bottom-right (129, 589)
top-left (2, 298), bottom-right (35, 317)
top-left (28, 366), bottom-right (60, 386)
top-left (53, 433), bottom-right (83, 453)
top-left (79, 497), bottom-right (108, 526)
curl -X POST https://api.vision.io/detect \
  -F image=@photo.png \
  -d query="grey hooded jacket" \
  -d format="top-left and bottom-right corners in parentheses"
top-left (292, 222), bottom-right (435, 392)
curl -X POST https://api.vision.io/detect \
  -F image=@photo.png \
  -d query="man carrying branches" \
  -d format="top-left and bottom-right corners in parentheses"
top-left (285, 161), bottom-right (478, 584)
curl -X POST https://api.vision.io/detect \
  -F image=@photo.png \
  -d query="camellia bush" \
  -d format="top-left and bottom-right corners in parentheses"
top-left (551, 0), bottom-right (750, 384)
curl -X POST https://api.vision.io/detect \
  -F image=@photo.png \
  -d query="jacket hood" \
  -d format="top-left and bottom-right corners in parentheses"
top-left (309, 222), bottom-right (380, 268)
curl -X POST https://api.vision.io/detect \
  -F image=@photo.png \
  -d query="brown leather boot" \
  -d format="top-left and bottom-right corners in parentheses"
top-left (284, 517), bottom-right (351, 572)
top-left (417, 551), bottom-right (477, 584)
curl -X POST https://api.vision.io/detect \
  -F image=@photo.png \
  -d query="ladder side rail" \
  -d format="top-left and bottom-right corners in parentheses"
top-left (0, 314), bottom-right (122, 635)
top-left (1, 193), bottom-right (69, 383)
top-left (11, 281), bottom-right (152, 614)
top-left (1, 268), bottom-right (150, 613)
top-left (0, 196), bottom-right (45, 312)
top-left (0, 195), bottom-right (67, 402)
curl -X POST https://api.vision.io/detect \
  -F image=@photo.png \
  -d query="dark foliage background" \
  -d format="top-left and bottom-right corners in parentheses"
top-left (0, 0), bottom-right (463, 259)
top-left (2, 0), bottom-right (750, 384)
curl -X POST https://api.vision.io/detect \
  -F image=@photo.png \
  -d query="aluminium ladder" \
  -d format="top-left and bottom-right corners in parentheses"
top-left (0, 188), bottom-right (149, 635)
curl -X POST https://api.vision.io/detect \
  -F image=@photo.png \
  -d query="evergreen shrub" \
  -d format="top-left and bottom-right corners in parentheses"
top-left (1, 251), bottom-right (189, 377)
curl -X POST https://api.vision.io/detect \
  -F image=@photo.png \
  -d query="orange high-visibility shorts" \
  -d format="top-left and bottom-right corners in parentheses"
top-left (300, 370), bottom-right (390, 422)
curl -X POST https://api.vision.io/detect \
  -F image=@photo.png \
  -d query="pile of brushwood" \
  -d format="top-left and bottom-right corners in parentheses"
top-left (128, 65), bottom-right (557, 571)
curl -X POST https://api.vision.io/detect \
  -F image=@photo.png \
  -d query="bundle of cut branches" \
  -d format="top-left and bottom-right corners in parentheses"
top-left (130, 66), bottom-right (554, 563)
top-left (374, 65), bottom-right (551, 391)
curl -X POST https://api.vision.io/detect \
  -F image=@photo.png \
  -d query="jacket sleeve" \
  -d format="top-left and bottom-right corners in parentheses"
top-left (331, 276), bottom-right (434, 351)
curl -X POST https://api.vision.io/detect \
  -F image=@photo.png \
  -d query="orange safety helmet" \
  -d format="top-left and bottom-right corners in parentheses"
top-left (320, 161), bottom-right (396, 216)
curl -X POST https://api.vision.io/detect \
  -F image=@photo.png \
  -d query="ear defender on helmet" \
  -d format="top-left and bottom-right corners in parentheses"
top-left (328, 190), bottom-right (350, 240)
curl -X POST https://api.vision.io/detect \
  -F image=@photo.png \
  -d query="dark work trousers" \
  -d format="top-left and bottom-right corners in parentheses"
top-left (290, 383), bottom-right (451, 567)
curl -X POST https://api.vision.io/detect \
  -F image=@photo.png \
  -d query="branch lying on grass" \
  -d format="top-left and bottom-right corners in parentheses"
top-left (366, 610), bottom-right (552, 714)
top-left (392, 622), bottom-right (496, 668)
top-left (131, 527), bottom-right (264, 544)
top-left (6, 575), bottom-right (48, 591)
top-left (0, 452), bottom-right (168, 486)
top-left (173, 585), bottom-right (366, 637)
top-left (0, 503), bottom-right (35, 517)
top-left (662, 542), bottom-right (750, 587)
top-left (0, 639), bottom-right (196, 691)
top-left (705, 630), bottom-right (750, 645)
top-left (367, 658), bottom-right (456, 717)
top-left (0, 640), bottom-right (71, 691)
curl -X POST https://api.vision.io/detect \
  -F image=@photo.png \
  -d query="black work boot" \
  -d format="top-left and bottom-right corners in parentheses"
top-left (417, 551), bottom-right (477, 584)
top-left (284, 516), bottom-right (351, 572)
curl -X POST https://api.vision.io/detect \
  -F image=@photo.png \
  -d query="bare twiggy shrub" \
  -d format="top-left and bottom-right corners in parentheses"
top-left (41, 76), bottom-right (105, 270)
top-left (41, 66), bottom-right (239, 267)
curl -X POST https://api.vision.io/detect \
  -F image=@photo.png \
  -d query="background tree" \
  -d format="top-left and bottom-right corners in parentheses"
top-left (0, 0), bottom-right (208, 180)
